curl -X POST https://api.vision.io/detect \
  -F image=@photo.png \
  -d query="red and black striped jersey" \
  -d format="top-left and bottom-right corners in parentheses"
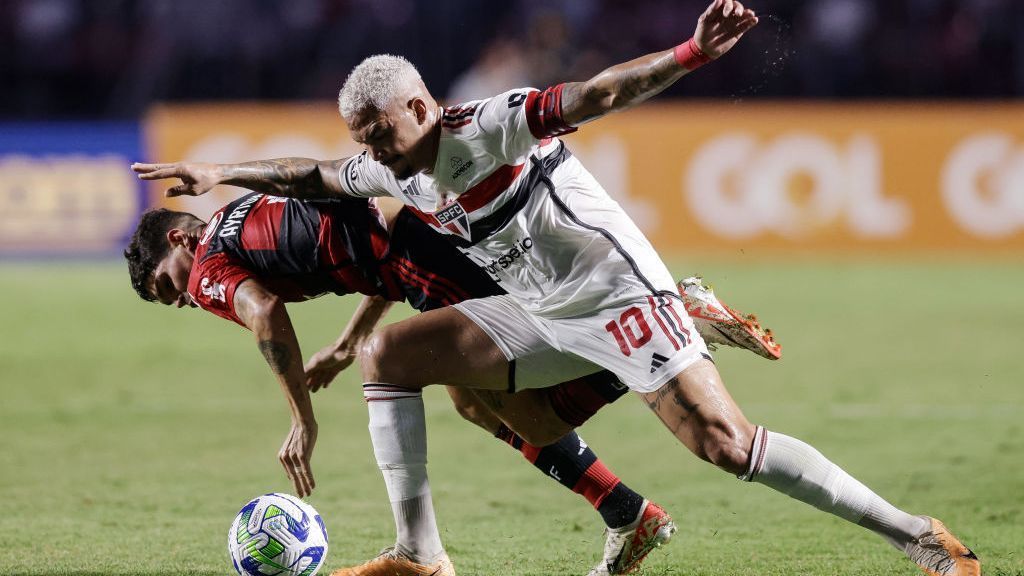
top-left (187, 193), bottom-right (503, 327)
top-left (187, 193), bottom-right (391, 326)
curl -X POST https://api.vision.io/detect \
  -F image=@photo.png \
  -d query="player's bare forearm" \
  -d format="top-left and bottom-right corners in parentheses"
top-left (304, 295), bottom-right (394, 392)
top-left (133, 157), bottom-right (348, 199)
top-left (217, 158), bottom-right (348, 199)
top-left (334, 295), bottom-right (394, 352)
top-left (561, 51), bottom-right (685, 125)
top-left (560, 0), bottom-right (758, 126)
top-left (235, 281), bottom-right (317, 425)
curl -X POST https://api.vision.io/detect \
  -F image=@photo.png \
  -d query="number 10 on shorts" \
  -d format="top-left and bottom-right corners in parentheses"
top-left (604, 307), bottom-right (652, 356)
top-left (604, 299), bottom-right (690, 357)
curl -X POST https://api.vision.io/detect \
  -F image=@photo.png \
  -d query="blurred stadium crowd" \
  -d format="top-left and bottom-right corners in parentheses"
top-left (2, 0), bottom-right (1021, 119)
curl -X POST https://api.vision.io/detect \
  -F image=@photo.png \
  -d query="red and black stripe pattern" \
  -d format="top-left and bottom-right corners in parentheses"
top-left (741, 425), bottom-right (769, 481)
top-left (382, 209), bottom-right (504, 311)
top-left (363, 383), bottom-right (422, 402)
top-left (441, 103), bottom-right (478, 129)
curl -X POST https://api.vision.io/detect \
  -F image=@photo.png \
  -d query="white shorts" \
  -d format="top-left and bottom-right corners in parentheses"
top-left (454, 293), bottom-right (711, 393)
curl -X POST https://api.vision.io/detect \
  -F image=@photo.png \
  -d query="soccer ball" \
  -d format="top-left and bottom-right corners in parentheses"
top-left (228, 493), bottom-right (329, 576)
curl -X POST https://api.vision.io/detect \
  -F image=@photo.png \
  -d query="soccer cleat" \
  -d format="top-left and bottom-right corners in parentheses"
top-left (678, 276), bottom-right (782, 360)
top-left (330, 547), bottom-right (455, 576)
top-left (587, 500), bottom-right (676, 576)
top-left (899, 517), bottom-right (980, 576)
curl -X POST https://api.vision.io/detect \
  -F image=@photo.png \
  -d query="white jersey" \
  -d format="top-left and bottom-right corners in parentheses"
top-left (337, 86), bottom-right (678, 318)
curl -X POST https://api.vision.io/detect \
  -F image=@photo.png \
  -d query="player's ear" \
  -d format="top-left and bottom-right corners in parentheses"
top-left (410, 97), bottom-right (429, 124)
top-left (166, 228), bottom-right (188, 248)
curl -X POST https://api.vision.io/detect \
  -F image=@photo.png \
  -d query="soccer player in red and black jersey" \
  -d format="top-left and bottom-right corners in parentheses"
top-left (125, 189), bottom-right (780, 575)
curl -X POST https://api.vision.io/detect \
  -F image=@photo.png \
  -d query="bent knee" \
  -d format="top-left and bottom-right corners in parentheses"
top-left (359, 327), bottom-right (403, 382)
top-left (697, 422), bottom-right (755, 475)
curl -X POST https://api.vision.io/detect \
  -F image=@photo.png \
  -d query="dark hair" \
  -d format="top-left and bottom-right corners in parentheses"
top-left (123, 208), bottom-right (203, 302)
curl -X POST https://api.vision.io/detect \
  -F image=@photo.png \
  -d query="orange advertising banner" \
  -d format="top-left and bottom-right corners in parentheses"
top-left (146, 102), bottom-right (1024, 254)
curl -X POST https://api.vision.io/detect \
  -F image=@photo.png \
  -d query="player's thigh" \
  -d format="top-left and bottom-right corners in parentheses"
top-left (361, 305), bottom-right (508, 389)
top-left (640, 358), bottom-right (755, 474)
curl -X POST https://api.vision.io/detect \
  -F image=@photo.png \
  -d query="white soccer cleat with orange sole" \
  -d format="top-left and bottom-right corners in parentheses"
top-left (587, 500), bottom-right (676, 576)
top-left (678, 276), bottom-right (782, 360)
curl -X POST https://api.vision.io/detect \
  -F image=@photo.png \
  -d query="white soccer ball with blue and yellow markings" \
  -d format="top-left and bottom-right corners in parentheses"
top-left (228, 493), bottom-right (329, 576)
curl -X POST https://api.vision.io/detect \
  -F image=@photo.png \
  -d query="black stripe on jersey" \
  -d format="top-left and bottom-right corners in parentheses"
top-left (443, 105), bottom-right (477, 121)
top-left (530, 152), bottom-right (683, 304)
top-left (440, 143), bottom-right (572, 248)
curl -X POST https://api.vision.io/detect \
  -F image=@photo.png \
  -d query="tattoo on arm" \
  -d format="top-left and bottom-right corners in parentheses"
top-left (611, 53), bottom-right (681, 108)
top-left (259, 340), bottom-right (293, 374)
top-left (563, 51), bottom-right (686, 125)
top-left (222, 158), bottom-right (343, 199)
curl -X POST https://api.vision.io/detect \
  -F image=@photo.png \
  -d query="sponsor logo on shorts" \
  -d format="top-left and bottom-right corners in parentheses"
top-left (482, 237), bottom-right (533, 276)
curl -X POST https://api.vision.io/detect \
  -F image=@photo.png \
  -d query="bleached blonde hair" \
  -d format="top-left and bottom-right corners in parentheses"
top-left (338, 54), bottom-right (422, 119)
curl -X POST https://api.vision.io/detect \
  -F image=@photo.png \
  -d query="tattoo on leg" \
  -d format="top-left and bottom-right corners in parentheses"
top-left (259, 340), bottom-right (292, 374)
top-left (646, 381), bottom-right (699, 434)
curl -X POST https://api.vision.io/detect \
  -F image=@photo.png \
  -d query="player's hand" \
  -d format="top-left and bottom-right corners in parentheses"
top-left (304, 344), bottom-right (357, 393)
top-left (131, 161), bottom-right (222, 197)
top-left (693, 0), bottom-right (759, 59)
top-left (279, 421), bottom-right (318, 498)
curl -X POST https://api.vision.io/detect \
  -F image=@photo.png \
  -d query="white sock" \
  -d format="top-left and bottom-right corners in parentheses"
top-left (741, 426), bottom-right (929, 547)
top-left (364, 383), bottom-right (444, 563)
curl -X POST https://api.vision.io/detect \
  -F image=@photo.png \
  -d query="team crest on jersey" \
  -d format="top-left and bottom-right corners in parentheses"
top-left (200, 212), bottom-right (223, 245)
top-left (434, 202), bottom-right (471, 241)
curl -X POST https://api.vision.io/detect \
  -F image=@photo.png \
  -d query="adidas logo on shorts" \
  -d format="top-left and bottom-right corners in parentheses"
top-left (649, 353), bottom-right (670, 373)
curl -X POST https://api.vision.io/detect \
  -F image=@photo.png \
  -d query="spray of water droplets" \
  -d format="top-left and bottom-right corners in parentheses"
top-left (730, 13), bottom-right (794, 102)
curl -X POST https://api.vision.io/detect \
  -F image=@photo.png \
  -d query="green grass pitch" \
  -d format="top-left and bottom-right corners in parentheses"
top-left (1, 258), bottom-right (1021, 575)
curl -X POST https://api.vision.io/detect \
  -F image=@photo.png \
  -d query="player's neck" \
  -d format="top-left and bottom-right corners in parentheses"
top-left (418, 107), bottom-right (443, 175)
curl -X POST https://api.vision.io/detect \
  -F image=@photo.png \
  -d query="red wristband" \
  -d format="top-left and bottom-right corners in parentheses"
top-left (673, 37), bottom-right (712, 71)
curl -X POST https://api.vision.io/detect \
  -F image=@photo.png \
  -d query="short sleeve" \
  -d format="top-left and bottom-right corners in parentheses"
top-left (475, 86), bottom-right (578, 161)
top-left (189, 253), bottom-right (254, 327)
top-left (337, 151), bottom-right (397, 198)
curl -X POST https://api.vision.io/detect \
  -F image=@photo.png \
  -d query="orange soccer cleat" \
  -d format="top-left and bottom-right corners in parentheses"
top-left (902, 517), bottom-right (980, 576)
top-left (678, 276), bottom-right (782, 360)
top-left (330, 547), bottom-right (455, 576)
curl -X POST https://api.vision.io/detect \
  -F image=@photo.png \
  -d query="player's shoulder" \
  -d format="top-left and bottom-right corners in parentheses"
top-left (443, 87), bottom-right (539, 130)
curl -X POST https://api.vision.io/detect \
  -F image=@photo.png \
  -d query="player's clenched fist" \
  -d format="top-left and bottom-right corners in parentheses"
top-left (131, 161), bottom-right (222, 197)
top-left (693, 0), bottom-right (759, 59)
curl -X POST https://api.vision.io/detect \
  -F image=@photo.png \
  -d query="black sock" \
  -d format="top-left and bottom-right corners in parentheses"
top-left (494, 424), bottom-right (644, 528)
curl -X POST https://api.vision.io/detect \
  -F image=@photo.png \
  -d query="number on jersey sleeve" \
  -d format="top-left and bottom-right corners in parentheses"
top-left (337, 151), bottom-right (398, 198)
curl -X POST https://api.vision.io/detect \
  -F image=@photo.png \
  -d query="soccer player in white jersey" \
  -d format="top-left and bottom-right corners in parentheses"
top-left (134, 1), bottom-right (980, 575)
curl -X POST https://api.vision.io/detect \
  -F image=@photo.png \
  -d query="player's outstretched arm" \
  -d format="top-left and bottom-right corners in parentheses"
top-left (234, 279), bottom-right (319, 497)
top-left (304, 295), bottom-right (395, 392)
top-left (560, 0), bottom-right (758, 126)
top-left (131, 157), bottom-right (350, 199)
